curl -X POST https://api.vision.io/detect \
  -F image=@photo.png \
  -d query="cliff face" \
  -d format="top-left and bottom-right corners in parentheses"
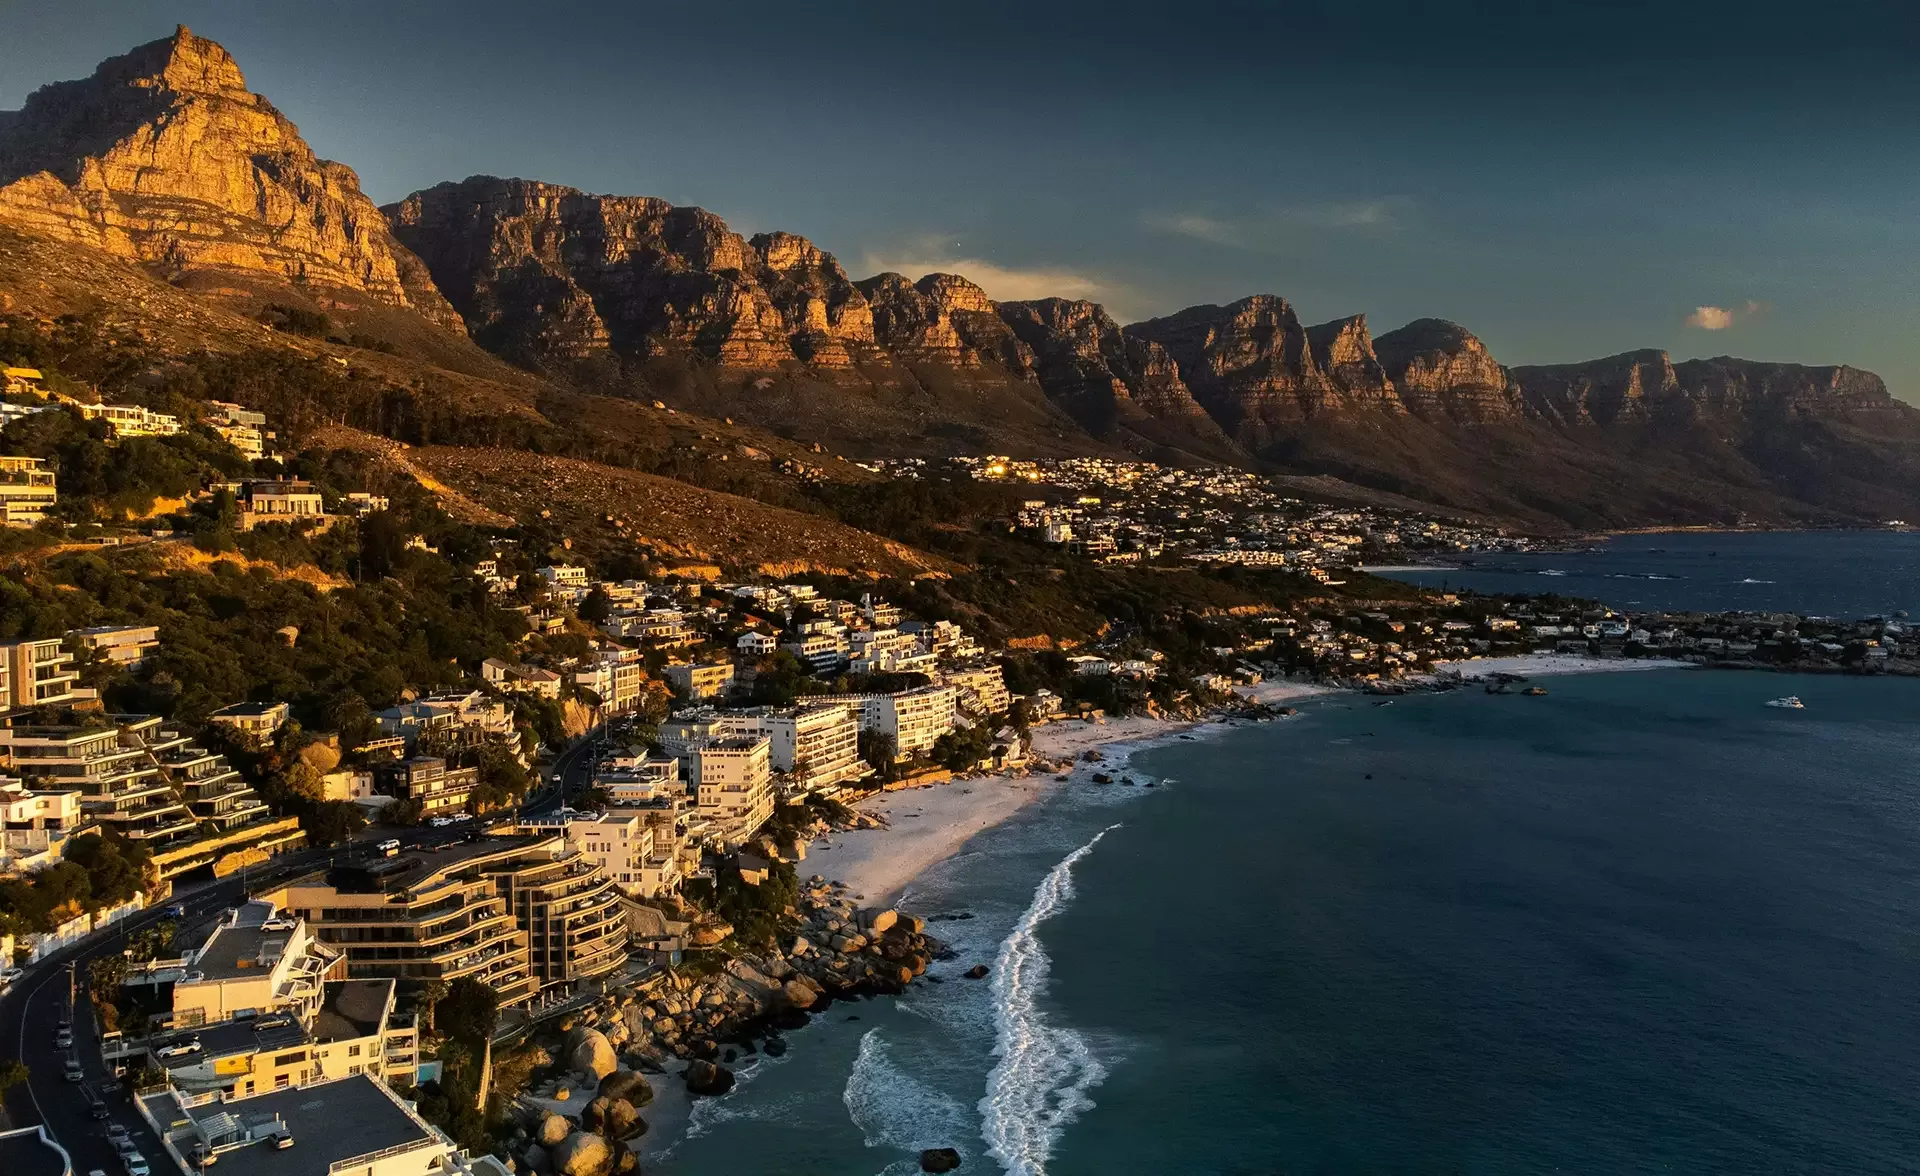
top-left (1372, 318), bottom-right (1522, 421)
top-left (995, 298), bottom-right (1239, 459)
top-left (0, 26), bottom-right (460, 330)
top-left (1510, 352), bottom-right (1903, 427)
top-left (1126, 296), bottom-right (1348, 446)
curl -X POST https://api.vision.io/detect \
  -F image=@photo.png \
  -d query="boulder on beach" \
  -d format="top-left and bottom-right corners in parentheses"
top-left (863, 908), bottom-right (898, 935)
top-left (537, 1113), bottom-right (570, 1147)
top-left (964, 965), bottom-right (990, 980)
top-left (583, 1095), bottom-right (643, 1140)
top-left (921, 1147), bottom-right (963, 1172)
top-left (597, 1069), bottom-right (653, 1108)
top-left (684, 1059), bottom-right (737, 1097)
top-left (566, 1028), bottom-right (618, 1080)
top-left (782, 978), bottom-right (821, 1009)
top-left (550, 1131), bottom-right (612, 1176)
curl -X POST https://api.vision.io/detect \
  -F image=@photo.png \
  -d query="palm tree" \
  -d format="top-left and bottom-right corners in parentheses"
top-left (419, 978), bottom-right (449, 1036)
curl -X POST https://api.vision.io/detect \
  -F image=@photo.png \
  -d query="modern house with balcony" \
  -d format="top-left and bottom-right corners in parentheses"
top-left (0, 455), bottom-right (58, 527)
top-left (269, 839), bottom-right (540, 1006)
top-left (0, 637), bottom-right (82, 711)
top-left (168, 902), bottom-right (346, 1027)
top-left (0, 715), bottom-right (199, 847)
top-left (0, 775), bottom-right (82, 872)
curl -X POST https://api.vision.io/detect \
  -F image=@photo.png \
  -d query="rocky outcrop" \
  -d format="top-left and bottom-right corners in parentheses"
top-left (996, 298), bottom-right (1237, 457)
top-left (1372, 318), bottom-right (1522, 421)
top-left (1126, 295), bottom-right (1346, 445)
top-left (920, 1147), bottom-right (963, 1172)
top-left (1304, 315), bottom-right (1401, 412)
top-left (0, 27), bottom-right (460, 329)
top-left (751, 230), bottom-right (876, 368)
top-left (1513, 352), bottom-right (1902, 425)
top-left (856, 272), bottom-right (1032, 371)
top-left (387, 177), bottom-right (795, 367)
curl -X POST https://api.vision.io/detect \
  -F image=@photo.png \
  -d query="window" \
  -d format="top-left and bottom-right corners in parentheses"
top-left (348, 1044), bottom-right (361, 1057)
top-left (275, 1074), bottom-right (290, 1090)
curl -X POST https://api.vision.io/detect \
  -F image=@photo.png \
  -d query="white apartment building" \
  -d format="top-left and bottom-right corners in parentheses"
top-left (64, 398), bottom-right (181, 437)
top-left (684, 736), bottom-right (775, 847)
top-left (0, 636), bottom-right (82, 710)
top-left (813, 685), bottom-right (958, 762)
top-left (781, 630), bottom-right (849, 674)
top-left (945, 664), bottom-right (1012, 717)
top-left (849, 628), bottom-right (938, 676)
top-left (758, 702), bottom-right (864, 796)
top-left (518, 809), bottom-right (657, 893)
top-left (67, 624), bottom-right (160, 667)
top-left (737, 630), bottom-right (780, 657)
top-left (0, 776), bottom-right (81, 871)
top-left (664, 660), bottom-right (735, 701)
top-left (0, 455), bottom-right (57, 527)
top-left (568, 646), bottom-right (646, 713)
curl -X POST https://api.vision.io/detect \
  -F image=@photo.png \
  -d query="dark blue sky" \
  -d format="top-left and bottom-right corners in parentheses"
top-left (7, 1), bottom-right (1920, 396)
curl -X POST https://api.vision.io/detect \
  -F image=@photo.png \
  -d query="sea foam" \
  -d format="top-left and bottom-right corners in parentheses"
top-left (978, 824), bottom-right (1120, 1174)
top-left (844, 1027), bottom-right (975, 1172)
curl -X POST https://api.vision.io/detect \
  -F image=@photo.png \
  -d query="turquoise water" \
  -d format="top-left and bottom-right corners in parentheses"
top-left (660, 671), bottom-right (1920, 1174)
top-left (1376, 530), bottom-right (1920, 617)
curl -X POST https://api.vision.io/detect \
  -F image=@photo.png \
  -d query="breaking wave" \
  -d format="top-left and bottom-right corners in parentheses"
top-left (843, 1027), bottom-right (974, 1171)
top-left (978, 824), bottom-right (1120, 1174)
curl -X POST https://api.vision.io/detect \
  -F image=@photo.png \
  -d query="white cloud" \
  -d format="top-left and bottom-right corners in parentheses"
top-left (858, 248), bottom-right (1122, 309)
top-left (1686, 305), bottom-right (1736, 330)
top-left (1142, 199), bottom-right (1411, 250)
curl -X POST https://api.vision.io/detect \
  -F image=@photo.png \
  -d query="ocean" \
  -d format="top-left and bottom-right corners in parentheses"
top-left (1372, 530), bottom-right (1920, 618)
top-left (657, 670), bottom-right (1920, 1174)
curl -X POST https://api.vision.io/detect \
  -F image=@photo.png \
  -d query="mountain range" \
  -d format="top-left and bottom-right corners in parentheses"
top-left (5, 26), bottom-right (1920, 532)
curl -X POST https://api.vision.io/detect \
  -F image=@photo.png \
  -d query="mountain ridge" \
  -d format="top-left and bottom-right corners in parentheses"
top-left (3, 30), bottom-right (1919, 530)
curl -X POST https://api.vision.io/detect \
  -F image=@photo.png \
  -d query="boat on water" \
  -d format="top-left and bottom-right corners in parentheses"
top-left (1766, 696), bottom-right (1806, 709)
top-left (1522, 686), bottom-right (1548, 696)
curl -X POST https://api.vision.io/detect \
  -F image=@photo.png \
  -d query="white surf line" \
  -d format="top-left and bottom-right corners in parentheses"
top-left (978, 823), bottom-right (1121, 1175)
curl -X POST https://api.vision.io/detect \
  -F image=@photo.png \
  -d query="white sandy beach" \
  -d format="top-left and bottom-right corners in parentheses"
top-left (1427, 652), bottom-right (1692, 678)
top-left (1232, 679), bottom-right (1346, 707)
top-left (804, 773), bottom-right (1055, 907)
top-left (803, 714), bottom-right (1234, 908)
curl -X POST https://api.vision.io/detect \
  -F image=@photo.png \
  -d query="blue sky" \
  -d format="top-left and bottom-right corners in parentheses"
top-left (6, 0), bottom-right (1920, 397)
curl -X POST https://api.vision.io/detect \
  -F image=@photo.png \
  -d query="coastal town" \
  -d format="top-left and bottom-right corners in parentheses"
top-left (1, 364), bottom-right (1917, 1176)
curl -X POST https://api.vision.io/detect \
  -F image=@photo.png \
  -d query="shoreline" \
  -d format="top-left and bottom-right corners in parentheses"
top-left (1424, 652), bottom-right (1693, 679)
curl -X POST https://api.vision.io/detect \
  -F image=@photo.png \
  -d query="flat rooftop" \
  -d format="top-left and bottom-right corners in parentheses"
top-left (0, 1126), bottom-right (67, 1176)
top-left (154, 1016), bottom-right (309, 1069)
top-left (186, 923), bottom-right (295, 982)
top-left (182, 1074), bottom-right (437, 1176)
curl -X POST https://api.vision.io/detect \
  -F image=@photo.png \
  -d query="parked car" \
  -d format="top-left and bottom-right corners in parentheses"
top-left (377, 838), bottom-right (402, 856)
top-left (154, 1039), bottom-right (201, 1060)
top-left (260, 917), bottom-right (295, 932)
top-left (0, 966), bottom-right (23, 988)
top-left (162, 904), bottom-right (187, 919)
top-left (427, 816), bottom-right (453, 828)
top-left (124, 1152), bottom-right (151, 1176)
top-left (116, 1137), bottom-right (141, 1160)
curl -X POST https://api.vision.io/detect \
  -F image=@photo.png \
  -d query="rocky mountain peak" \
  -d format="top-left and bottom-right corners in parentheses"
top-left (1372, 317), bottom-right (1521, 421)
top-left (1305, 314), bottom-right (1400, 411)
top-left (118, 25), bottom-right (250, 97)
top-left (0, 27), bottom-right (460, 329)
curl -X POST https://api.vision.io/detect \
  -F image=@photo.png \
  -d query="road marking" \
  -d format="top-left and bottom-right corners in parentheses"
top-left (16, 964), bottom-right (58, 1140)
